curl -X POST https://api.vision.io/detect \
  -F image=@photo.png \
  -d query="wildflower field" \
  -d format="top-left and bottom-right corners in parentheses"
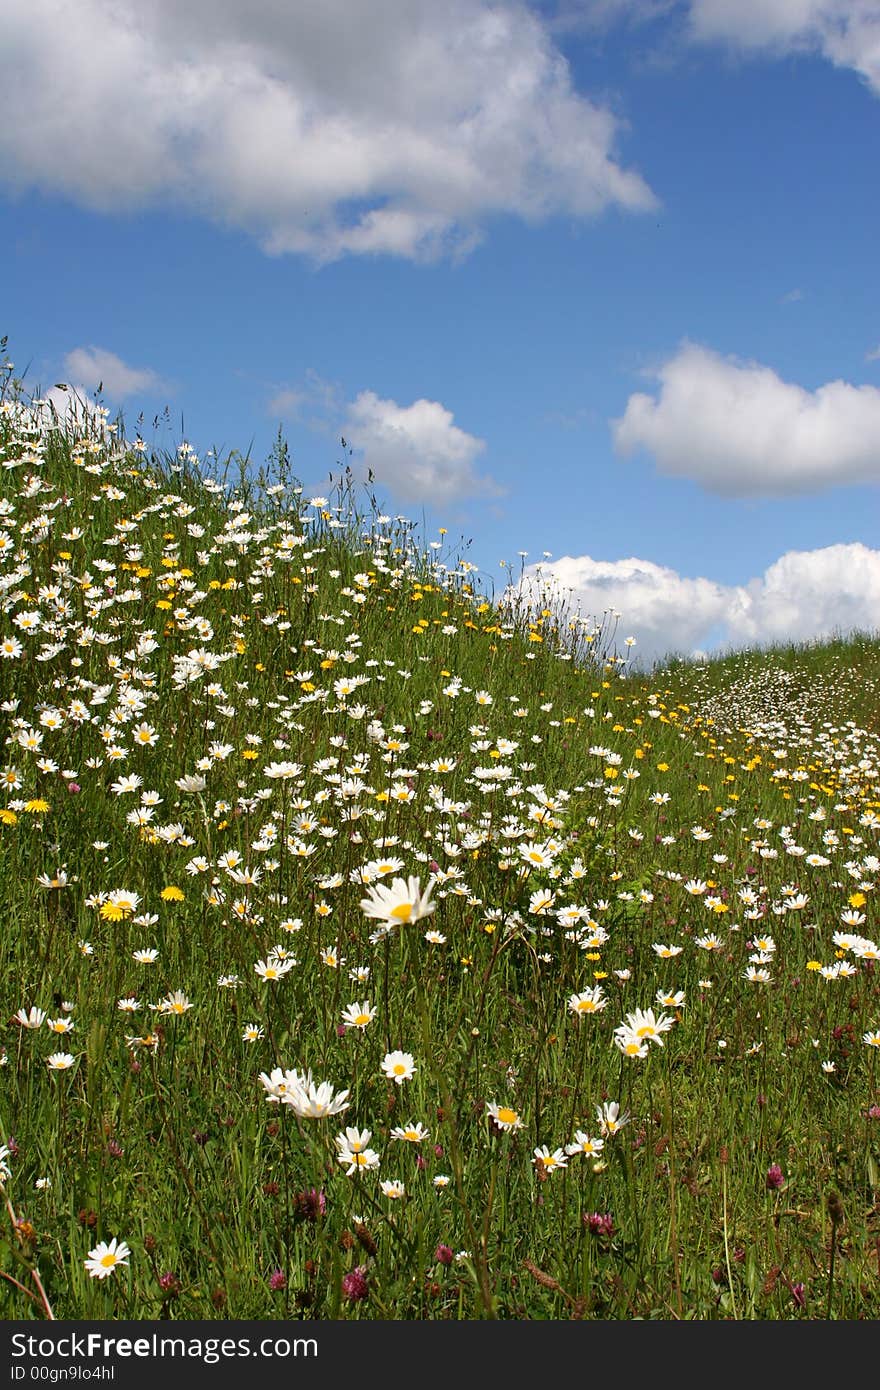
top-left (2, 364), bottom-right (880, 1321)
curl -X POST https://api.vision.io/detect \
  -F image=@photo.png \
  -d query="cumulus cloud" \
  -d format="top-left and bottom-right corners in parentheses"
top-left (684, 0), bottom-right (880, 96)
top-left (0, 0), bottom-right (656, 263)
top-left (267, 370), bottom-right (342, 428)
top-left (267, 371), bottom-right (499, 505)
top-left (535, 1), bottom-right (680, 37)
top-left (341, 391), bottom-right (501, 506)
top-left (612, 341), bottom-right (880, 496)
top-left (62, 347), bottom-right (169, 400)
top-left (27, 346), bottom-right (169, 435)
top-left (39, 385), bottom-right (111, 433)
top-left (544, 2), bottom-right (880, 96)
top-left (520, 553), bottom-right (731, 666)
top-left (520, 542), bottom-right (880, 668)
top-left (732, 543), bottom-right (880, 646)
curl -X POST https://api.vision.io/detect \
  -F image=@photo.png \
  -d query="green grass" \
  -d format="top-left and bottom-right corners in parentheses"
top-left (1, 360), bottom-right (880, 1320)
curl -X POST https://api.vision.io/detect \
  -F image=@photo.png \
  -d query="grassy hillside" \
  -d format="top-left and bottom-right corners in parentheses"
top-left (2, 374), bottom-right (880, 1320)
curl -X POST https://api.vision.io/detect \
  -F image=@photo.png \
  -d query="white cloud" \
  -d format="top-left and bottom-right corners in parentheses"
top-left (685, 0), bottom-right (880, 95)
top-left (27, 346), bottom-right (169, 437)
top-left (546, 1), bottom-right (880, 95)
top-left (267, 372), bottom-right (499, 504)
top-left (520, 553), bottom-right (731, 666)
top-left (521, 541), bottom-right (880, 667)
top-left (38, 385), bottom-right (111, 433)
top-left (50, 352), bottom-right (495, 505)
top-left (62, 347), bottom-right (168, 400)
top-left (612, 341), bottom-right (880, 495)
top-left (0, 1), bottom-right (657, 263)
top-left (731, 543), bottom-right (880, 646)
top-left (267, 370), bottom-right (342, 426)
top-left (341, 391), bottom-right (501, 506)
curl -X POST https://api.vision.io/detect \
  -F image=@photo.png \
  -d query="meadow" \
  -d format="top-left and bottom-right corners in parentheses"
top-left (1, 359), bottom-right (879, 1321)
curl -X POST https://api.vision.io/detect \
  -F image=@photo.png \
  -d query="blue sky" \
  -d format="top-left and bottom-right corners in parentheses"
top-left (2, 0), bottom-right (879, 668)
